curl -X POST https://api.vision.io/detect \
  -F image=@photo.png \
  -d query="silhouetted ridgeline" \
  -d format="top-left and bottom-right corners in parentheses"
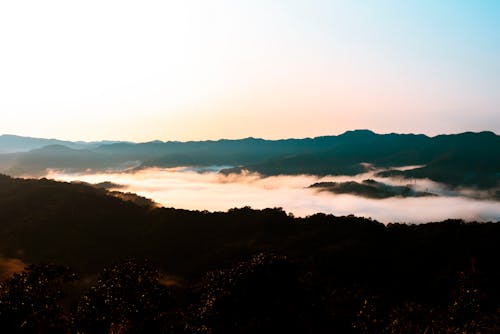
top-left (1, 130), bottom-right (499, 188)
top-left (1, 175), bottom-right (500, 332)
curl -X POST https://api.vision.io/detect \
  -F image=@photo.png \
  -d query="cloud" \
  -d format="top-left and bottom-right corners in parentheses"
top-left (45, 168), bottom-right (500, 224)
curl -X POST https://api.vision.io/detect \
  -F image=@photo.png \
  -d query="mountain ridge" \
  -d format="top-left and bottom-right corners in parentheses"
top-left (0, 130), bottom-right (498, 188)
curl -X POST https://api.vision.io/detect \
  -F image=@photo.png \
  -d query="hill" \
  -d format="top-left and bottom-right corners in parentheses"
top-left (0, 174), bottom-right (499, 284)
top-left (0, 130), bottom-right (499, 188)
top-left (1, 175), bottom-right (500, 332)
top-left (0, 134), bottom-right (122, 153)
top-left (309, 179), bottom-right (436, 198)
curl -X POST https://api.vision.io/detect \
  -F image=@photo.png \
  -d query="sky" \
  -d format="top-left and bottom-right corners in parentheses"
top-left (0, 0), bottom-right (499, 142)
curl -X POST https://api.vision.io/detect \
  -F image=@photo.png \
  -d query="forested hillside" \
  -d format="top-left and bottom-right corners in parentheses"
top-left (1, 130), bottom-right (499, 189)
top-left (1, 175), bottom-right (500, 332)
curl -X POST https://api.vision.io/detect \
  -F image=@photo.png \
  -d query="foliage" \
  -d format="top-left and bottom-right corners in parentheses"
top-left (0, 264), bottom-right (77, 333)
top-left (0, 176), bottom-right (500, 332)
top-left (189, 253), bottom-right (328, 333)
top-left (75, 259), bottom-right (171, 334)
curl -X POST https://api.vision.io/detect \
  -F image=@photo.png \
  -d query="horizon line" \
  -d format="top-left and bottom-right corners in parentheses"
top-left (0, 128), bottom-right (498, 145)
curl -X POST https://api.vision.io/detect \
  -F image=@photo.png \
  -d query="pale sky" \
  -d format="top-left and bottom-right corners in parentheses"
top-left (0, 0), bottom-right (499, 141)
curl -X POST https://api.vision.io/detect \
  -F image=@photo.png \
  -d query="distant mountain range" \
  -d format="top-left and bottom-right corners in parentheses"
top-left (0, 130), bottom-right (499, 189)
top-left (0, 134), bottom-right (125, 153)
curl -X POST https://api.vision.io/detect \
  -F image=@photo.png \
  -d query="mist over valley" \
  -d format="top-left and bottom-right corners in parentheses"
top-left (1, 130), bottom-right (497, 223)
top-left (2, 2), bottom-right (499, 330)
top-left (46, 166), bottom-right (500, 224)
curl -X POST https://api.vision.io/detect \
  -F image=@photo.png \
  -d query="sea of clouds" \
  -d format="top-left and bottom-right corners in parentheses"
top-left (46, 167), bottom-right (500, 224)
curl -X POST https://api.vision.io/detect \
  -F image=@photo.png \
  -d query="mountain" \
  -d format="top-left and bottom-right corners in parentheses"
top-left (0, 134), bottom-right (123, 153)
top-left (375, 132), bottom-right (500, 188)
top-left (0, 145), bottom-right (129, 177)
top-left (221, 131), bottom-right (500, 188)
top-left (0, 130), bottom-right (498, 188)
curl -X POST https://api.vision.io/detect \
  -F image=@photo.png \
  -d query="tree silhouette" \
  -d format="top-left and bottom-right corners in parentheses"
top-left (0, 264), bottom-right (77, 333)
top-left (75, 259), bottom-right (171, 334)
top-left (190, 253), bottom-right (328, 334)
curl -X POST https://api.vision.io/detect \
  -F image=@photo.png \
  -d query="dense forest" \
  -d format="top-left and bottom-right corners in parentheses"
top-left (1, 174), bottom-right (500, 332)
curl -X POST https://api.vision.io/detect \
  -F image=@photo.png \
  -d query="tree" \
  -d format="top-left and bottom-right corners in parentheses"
top-left (76, 259), bottom-right (172, 334)
top-left (0, 263), bottom-right (77, 333)
top-left (191, 253), bottom-right (328, 334)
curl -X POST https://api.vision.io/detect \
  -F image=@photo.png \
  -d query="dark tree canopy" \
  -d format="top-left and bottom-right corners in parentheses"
top-left (0, 175), bottom-right (500, 332)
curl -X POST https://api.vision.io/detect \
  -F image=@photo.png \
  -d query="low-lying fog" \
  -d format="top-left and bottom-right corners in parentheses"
top-left (45, 167), bottom-right (500, 224)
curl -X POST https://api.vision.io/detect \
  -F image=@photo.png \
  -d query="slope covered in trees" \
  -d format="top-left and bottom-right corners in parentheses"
top-left (0, 174), bottom-right (500, 332)
top-left (1, 130), bottom-right (499, 189)
top-left (309, 179), bottom-right (436, 198)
